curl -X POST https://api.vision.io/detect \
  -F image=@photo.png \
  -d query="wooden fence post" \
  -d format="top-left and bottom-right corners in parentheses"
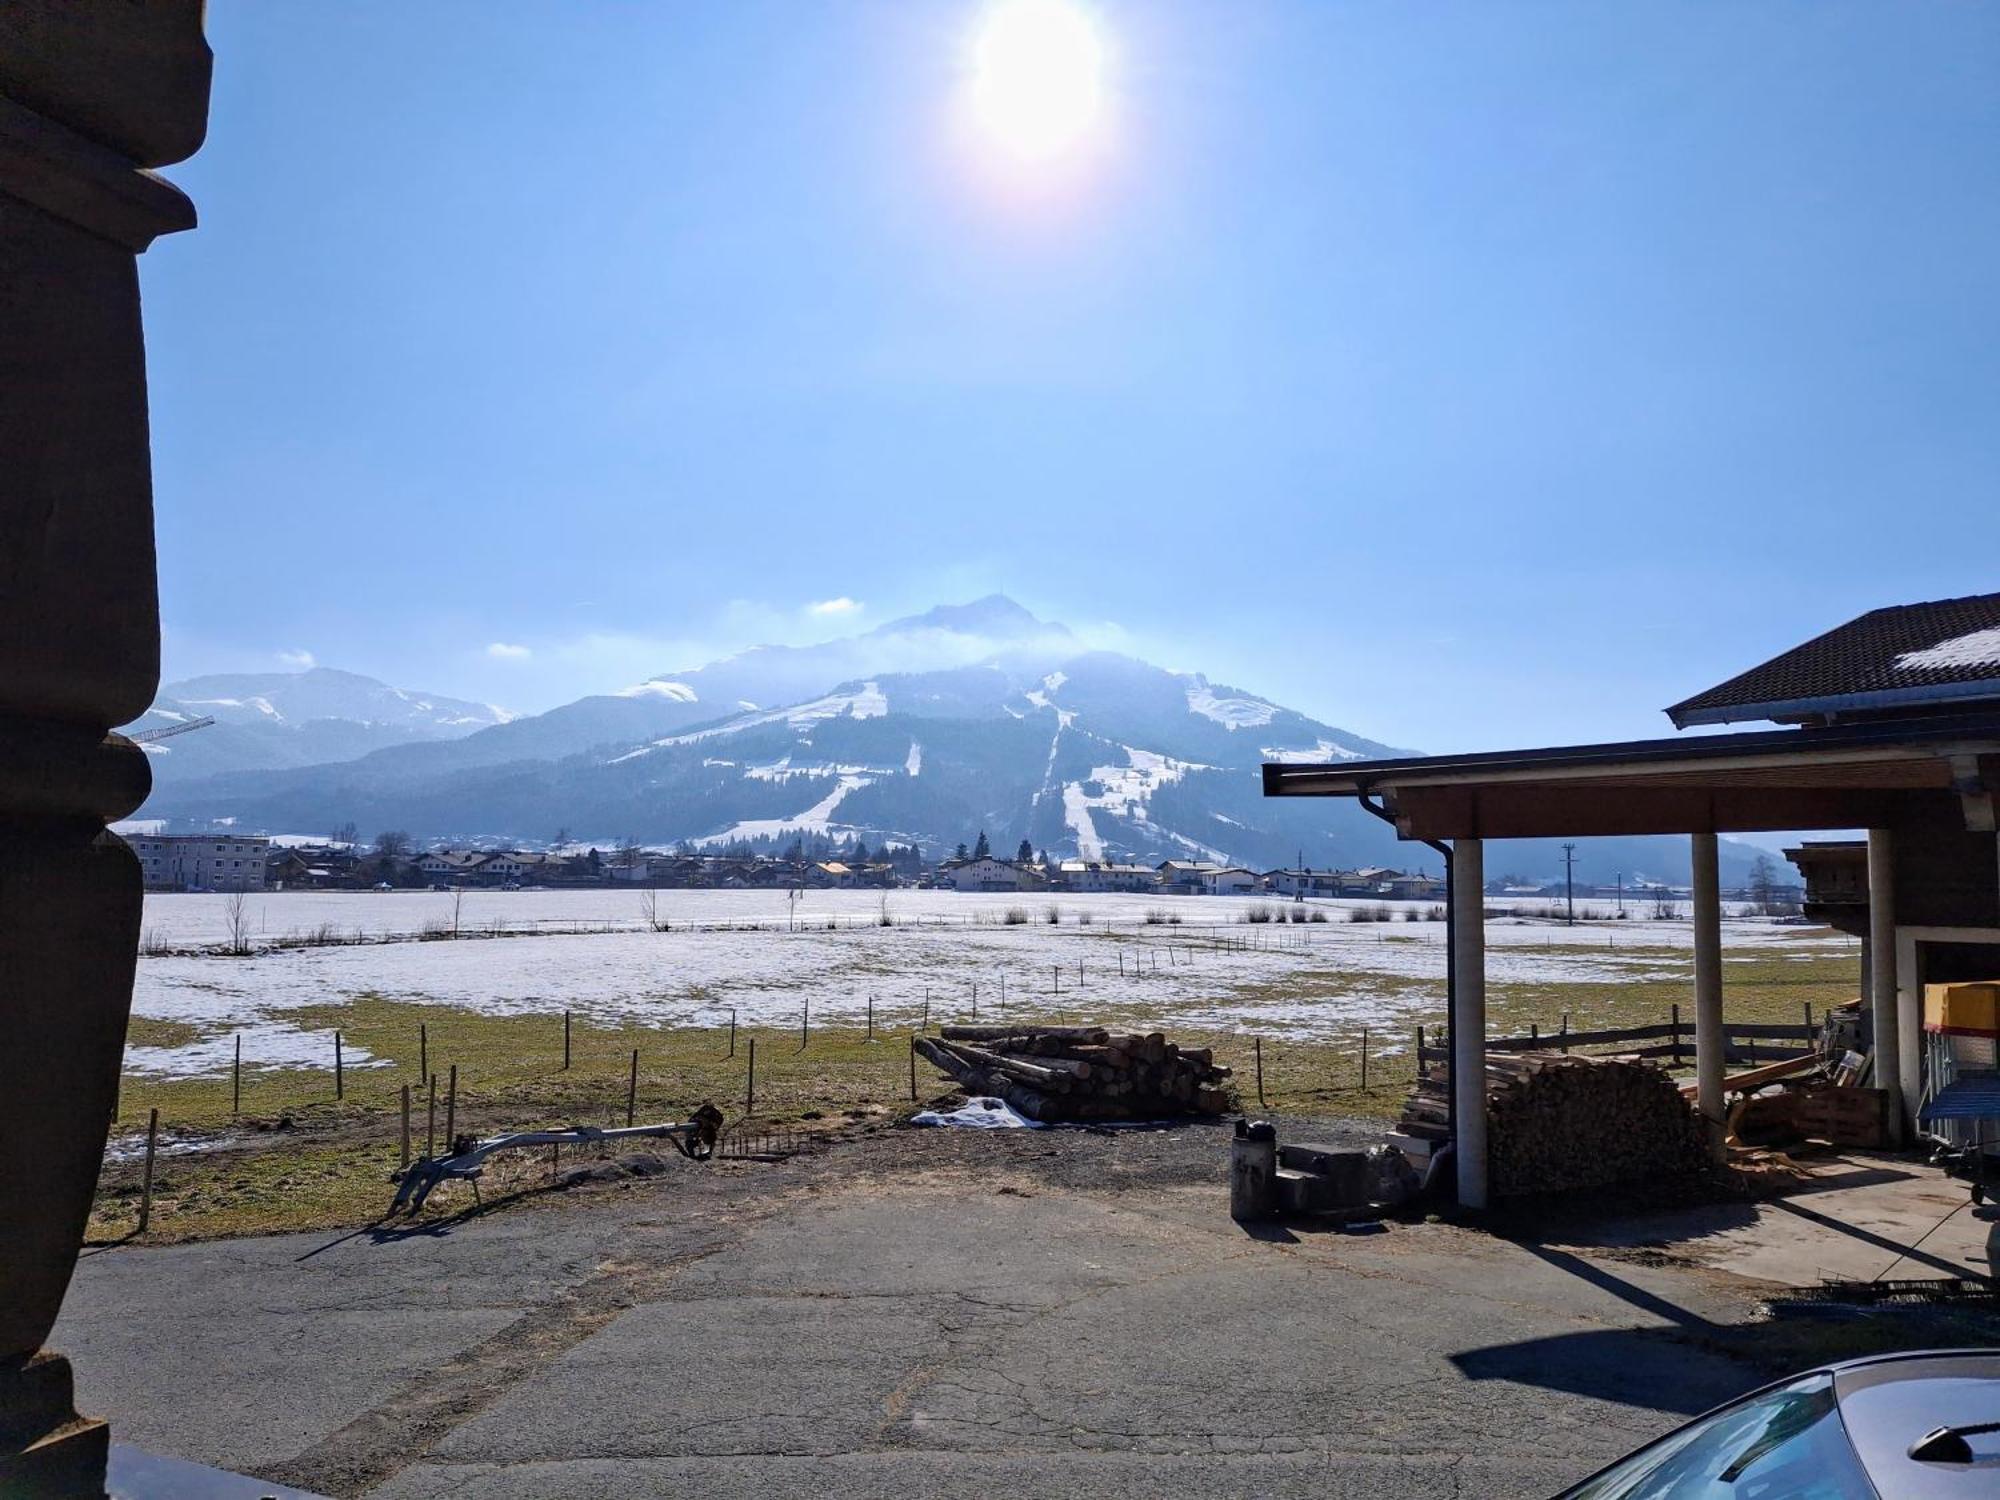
top-left (232, 1033), bottom-right (241, 1117)
top-left (426, 1072), bottom-right (437, 1158)
top-left (867, 994), bottom-right (874, 1040)
top-left (1360, 1028), bottom-right (1370, 1091)
top-left (1560, 1013), bottom-right (1570, 1054)
top-left (908, 1035), bottom-right (917, 1101)
top-left (419, 1021), bottom-right (428, 1083)
top-left (1671, 1003), bottom-right (1683, 1068)
top-left (626, 1048), bottom-right (639, 1127)
top-left (334, 1030), bottom-right (344, 1099)
top-left (746, 1036), bottom-right (757, 1118)
top-left (564, 1010), bottom-right (572, 1070)
top-left (729, 1008), bottom-right (737, 1058)
top-left (400, 1084), bottom-right (411, 1168)
top-left (1416, 1023), bottom-right (1425, 1078)
top-left (1254, 1035), bottom-right (1266, 1107)
top-left (800, 997), bottom-right (809, 1052)
top-left (137, 1106), bottom-right (159, 1235)
top-left (444, 1064), bottom-right (458, 1150)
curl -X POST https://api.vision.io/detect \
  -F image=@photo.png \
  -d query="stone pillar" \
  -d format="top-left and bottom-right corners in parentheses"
top-left (1449, 836), bottom-right (1487, 1211)
top-left (1691, 832), bottom-right (1725, 1155)
top-left (1866, 828), bottom-right (1904, 1145)
top-left (0, 7), bottom-right (210, 1493)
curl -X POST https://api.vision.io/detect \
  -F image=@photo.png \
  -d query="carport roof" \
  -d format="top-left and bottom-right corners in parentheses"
top-left (1262, 711), bottom-right (2000, 841)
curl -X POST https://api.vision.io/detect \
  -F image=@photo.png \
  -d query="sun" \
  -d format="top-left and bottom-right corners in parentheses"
top-left (966, 0), bottom-right (1107, 166)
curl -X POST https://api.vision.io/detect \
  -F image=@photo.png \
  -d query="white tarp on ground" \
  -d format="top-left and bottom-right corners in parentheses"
top-left (909, 1096), bottom-right (1045, 1129)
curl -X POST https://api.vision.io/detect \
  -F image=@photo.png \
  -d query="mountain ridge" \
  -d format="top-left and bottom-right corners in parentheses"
top-left (129, 599), bottom-right (1777, 884)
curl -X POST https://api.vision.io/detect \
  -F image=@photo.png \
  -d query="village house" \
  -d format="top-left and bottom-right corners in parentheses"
top-left (1056, 860), bottom-right (1157, 893)
top-left (1264, 867), bottom-right (1345, 898)
top-left (1154, 859), bottom-right (1221, 894)
top-left (414, 849), bottom-right (485, 882)
top-left (940, 856), bottom-right (1045, 893)
top-left (1266, 589), bottom-right (2000, 1211)
top-left (1199, 866), bottom-right (1259, 896)
top-left (127, 833), bottom-right (271, 892)
top-left (1384, 871), bottom-right (1445, 901)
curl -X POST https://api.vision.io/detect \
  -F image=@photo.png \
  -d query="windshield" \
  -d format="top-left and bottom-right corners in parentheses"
top-left (1564, 1374), bottom-right (1878, 1499)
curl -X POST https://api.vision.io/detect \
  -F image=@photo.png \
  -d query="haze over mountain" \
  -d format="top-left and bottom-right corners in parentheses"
top-left (126, 669), bottom-right (513, 785)
top-left (131, 600), bottom-right (1775, 885)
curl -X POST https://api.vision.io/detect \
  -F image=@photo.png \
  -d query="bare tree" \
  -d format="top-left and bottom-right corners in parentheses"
top-left (223, 890), bottom-right (251, 956)
top-left (638, 886), bottom-right (669, 933)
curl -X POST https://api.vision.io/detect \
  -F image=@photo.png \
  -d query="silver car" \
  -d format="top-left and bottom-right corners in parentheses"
top-left (1556, 1349), bottom-right (2000, 1498)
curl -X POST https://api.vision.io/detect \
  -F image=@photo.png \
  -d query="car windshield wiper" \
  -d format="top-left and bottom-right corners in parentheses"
top-left (1716, 1396), bottom-right (1832, 1483)
top-left (1910, 1421), bottom-right (2000, 1464)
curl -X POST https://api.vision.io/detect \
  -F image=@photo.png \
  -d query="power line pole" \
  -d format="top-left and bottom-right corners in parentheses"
top-left (1562, 843), bottom-right (1578, 926)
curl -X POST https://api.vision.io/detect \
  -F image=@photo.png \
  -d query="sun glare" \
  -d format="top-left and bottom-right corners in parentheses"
top-left (967, 0), bottom-right (1107, 166)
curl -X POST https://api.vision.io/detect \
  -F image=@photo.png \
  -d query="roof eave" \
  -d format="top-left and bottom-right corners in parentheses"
top-left (1669, 677), bottom-right (2000, 729)
top-left (1264, 711), bottom-right (2000, 799)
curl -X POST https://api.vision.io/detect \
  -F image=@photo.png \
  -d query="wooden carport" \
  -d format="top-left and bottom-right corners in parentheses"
top-left (1265, 711), bottom-right (2000, 1210)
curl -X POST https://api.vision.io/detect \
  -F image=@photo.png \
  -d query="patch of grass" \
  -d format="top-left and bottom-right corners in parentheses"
top-left (123, 1015), bottom-right (208, 1049)
top-left (98, 995), bottom-right (934, 1243)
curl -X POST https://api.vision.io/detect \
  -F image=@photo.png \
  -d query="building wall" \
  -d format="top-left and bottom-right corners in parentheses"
top-left (128, 835), bottom-right (270, 891)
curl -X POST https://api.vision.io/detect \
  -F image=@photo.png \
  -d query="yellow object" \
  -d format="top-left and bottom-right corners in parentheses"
top-left (1924, 981), bottom-right (2000, 1037)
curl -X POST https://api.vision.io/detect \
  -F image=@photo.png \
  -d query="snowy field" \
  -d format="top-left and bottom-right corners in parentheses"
top-left (128, 889), bottom-right (1856, 1079)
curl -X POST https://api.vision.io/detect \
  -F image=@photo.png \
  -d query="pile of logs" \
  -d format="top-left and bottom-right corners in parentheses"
top-left (914, 1024), bottom-right (1235, 1123)
top-left (1401, 1051), bottom-right (1710, 1198)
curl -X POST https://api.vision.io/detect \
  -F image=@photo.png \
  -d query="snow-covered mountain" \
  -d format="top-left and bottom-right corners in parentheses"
top-left (123, 668), bottom-right (513, 785)
top-left (132, 602), bottom-right (1776, 883)
top-left (362, 594), bottom-right (1079, 771)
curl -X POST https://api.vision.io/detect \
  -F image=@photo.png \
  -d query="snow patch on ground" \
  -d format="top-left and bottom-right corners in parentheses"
top-left (124, 889), bottom-right (1852, 1075)
top-left (1260, 737), bottom-right (1367, 763)
top-left (1060, 748), bottom-right (1211, 859)
top-left (692, 773), bottom-right (874, 846)
top-left (1022, 687), bottom-right (1076, 729)
top-left (1061, 784), bottom-right (1103, 860)
top-left (1185, 678), bottom-right (1276, 729)
top-left (618, 679), bottom-right (699, 701)
top-left (611, 681), bottom-right (889, 760)
top-left (1896, 626), bottom-right (2000, 673)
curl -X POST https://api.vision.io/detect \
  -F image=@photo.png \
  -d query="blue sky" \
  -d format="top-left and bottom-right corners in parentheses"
top-left (145, 1), bottom-right (2000, 751)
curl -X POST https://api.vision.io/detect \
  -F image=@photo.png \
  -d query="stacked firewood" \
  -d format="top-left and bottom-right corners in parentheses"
top-left (914, 1024), bottom-right (1236, 1123)
top-left (1402, 1051), bottom-right (1710, 1197)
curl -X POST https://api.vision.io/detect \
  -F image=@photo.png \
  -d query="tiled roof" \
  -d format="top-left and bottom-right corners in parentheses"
top-left (1668, 591), bottom-right (2000, 727)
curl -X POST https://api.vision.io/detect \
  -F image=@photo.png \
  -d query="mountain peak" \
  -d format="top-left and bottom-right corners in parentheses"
top-left (879, 595), bottom-right (1066, 642)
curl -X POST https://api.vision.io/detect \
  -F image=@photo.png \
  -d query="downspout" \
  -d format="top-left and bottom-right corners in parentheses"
top-left (1359, 792), bottom-right (1456, 1182)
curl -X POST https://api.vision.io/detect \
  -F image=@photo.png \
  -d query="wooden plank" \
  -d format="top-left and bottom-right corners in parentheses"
top-left (1677, 1051), bottom-right (1820, 1100)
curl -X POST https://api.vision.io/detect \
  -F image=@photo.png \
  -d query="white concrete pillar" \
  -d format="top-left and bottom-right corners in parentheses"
top-left (1692, 832), bottom-right (1725, 1151)
top-left (1450, 836), bottom-right (1488, 1211)
top-left (1867, 828), bottom-right (1904, 1145)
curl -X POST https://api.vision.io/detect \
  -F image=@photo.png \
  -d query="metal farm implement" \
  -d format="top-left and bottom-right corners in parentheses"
top-left (388, 1103), bottom-right (724, 1213)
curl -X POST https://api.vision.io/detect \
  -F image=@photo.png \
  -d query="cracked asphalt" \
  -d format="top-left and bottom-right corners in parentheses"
top-left (55, 1117), bottom-right (1769, 1498)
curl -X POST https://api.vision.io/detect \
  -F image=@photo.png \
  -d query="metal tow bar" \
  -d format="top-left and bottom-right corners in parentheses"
top-left (389, 1103), bottom-right (724, 1214)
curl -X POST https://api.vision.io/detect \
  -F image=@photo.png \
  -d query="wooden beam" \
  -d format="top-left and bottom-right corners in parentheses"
top-left (1387, 784), bottom-right (1915, 841)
